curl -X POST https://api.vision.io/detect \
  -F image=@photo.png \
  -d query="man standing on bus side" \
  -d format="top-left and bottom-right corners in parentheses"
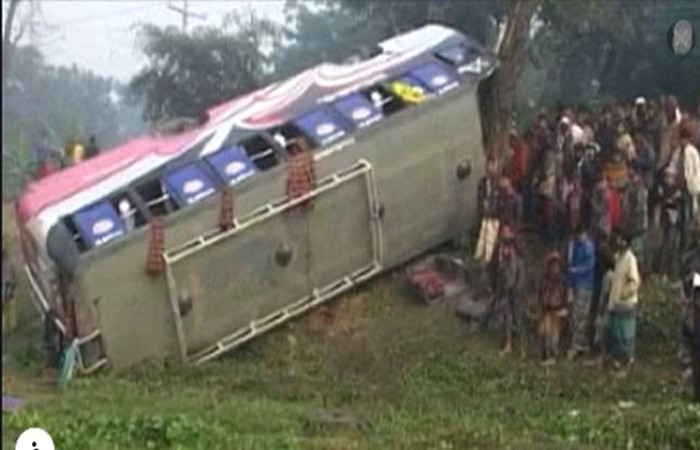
top-left (85, 135), bottom-right (100, 160)
top-left (474, 156), bottom-right (501, 265)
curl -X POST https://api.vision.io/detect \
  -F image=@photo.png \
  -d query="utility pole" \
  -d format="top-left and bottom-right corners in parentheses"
top-left (167, 0), bottom-right (206, 34)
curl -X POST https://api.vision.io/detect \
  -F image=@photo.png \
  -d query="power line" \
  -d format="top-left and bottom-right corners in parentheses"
top-left (166, 0), bottom-right (206, 33)
top-left (58, 4), bottom-right (162, 27)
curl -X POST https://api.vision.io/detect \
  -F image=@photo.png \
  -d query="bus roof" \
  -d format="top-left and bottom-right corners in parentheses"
top-left (16, 24), bottom-right (493, 242)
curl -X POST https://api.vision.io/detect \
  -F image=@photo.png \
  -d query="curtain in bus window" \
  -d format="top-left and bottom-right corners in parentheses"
top-left (294, 109), bottom-right (347, 147)
top-left (163, 163), bottom-right (217, 207)
top-left (206, 146), bottom-right (258, 186)
top-left (408, 61), bottom-right (460, 95)
top-left (333, 94), bottom-right (384, 129)
top-left (388, 75), bottom-right (428, 104)
top-left (73, 201), bottom-right (125, 248)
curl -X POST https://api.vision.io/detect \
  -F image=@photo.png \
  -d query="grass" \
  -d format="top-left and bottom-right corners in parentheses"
top-left (3, 274), bottom-right (699, 449)
top-left (3, 203), bottom-right (700, 449)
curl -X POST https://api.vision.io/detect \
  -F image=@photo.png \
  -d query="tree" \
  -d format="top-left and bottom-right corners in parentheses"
top-left (2, 0), bottom-right (45, 93)
top-left (479, 0), bottom-right (541, 158)
top-left (128, 13), bottom-right (280, 125)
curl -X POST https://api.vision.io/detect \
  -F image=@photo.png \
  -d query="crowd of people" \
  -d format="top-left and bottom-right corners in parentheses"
top-left (473, 95), bottom-right (700, 379)
top-left (35, 134), bottom-right (101, 179)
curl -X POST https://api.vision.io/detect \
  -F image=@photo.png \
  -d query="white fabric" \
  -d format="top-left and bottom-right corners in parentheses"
top-left (609, 249), bottom-right (640, 309)
top-left (570, 123), bottom-right (586, 145)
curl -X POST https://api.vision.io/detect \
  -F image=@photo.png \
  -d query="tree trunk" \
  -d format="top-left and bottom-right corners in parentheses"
top-left (479, 0), bottom-right (541, 161)
top-left (2, 0), bottom-right (22, 92)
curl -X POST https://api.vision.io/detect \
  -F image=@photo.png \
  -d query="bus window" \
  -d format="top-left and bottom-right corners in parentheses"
top-left (293, 108), bottom-right (348, 148)
top-left (108, 193), bottom-right (146, 231)
top-left (333, 93), bottom-right (384, 129)
top-left (61, 216), bottom-right (87, 253)
top-left (405, 61), bottom-right (460, 95)
top-left (436, 44), bottom-right (482, 74)
top-left (72, 201), bottom-right (126, 249)
top-left (239, 135), bottom-right (280, 171)
top-left (205, 145), bottom-right (258, 186)
top-left (135, 178), bottom-right (175, 217)
top-left (361, 85), bottom-right (408, 117)
top-left (162, 163), bottom-right (217, 207)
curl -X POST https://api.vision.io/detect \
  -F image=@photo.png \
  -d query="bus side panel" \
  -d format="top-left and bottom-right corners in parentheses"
top-left (80, 238), bottom-right (178, 371)
top-left (307, 175), bottom-right (375, 290)
top-left (171, 210), bottom-right (310, 355)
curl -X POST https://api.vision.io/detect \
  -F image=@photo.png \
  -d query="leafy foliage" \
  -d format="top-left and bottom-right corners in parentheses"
top-left (128, 14), bottom-right (280, 124)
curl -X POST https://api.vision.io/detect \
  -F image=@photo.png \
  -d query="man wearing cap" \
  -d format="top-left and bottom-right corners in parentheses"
top-left (538, 251), bottom-right (568, 365)
top-left (567, 225), bottom-right (596, 359)
top-left (605, 231), bottom-right (641, 375)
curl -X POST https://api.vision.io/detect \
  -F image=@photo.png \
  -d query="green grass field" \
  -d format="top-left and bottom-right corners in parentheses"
top-left (3, 269), bottom-right (699, 449)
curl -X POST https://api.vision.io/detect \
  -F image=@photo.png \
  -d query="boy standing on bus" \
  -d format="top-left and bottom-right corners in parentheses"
top-left (474, 157), bottom-right (501, 265)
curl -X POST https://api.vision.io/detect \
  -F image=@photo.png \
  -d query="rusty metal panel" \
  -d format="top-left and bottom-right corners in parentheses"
top-left (170, 211), bottom-right (310, 356)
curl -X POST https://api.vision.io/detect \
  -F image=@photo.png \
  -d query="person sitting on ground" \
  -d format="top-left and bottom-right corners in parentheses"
top-left (567, 225), bottom-right (596, 359)
top-left (604, 231), bottom-right (641, 376)
top-left (538, 251), bottom-right (569, 366)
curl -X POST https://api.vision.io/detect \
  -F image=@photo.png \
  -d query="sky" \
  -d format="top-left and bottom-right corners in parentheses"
top-left (30, 1), bottom-right (287, 82)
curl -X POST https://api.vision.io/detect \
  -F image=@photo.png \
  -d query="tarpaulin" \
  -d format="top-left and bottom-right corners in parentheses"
top-left (408, 61), bottom-right (459, 94)
top-left (73, 201), bottom-right (125, 248)
top-left (333, 93), bottom-right (384, 129)
top-left (294, 109), bottom-right (348, 147)
top-left (163, 163), bottom-right (217, 207)
top-left (206, 146), bottom-right (258, 186)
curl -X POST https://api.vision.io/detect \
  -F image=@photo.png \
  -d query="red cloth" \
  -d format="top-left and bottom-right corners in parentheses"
top-left (146, 217), bottom-right (165, 275)
top-left (606, 187), bottom-right (621, 232)
top-left (509, 139), bottom-right (529, 189)
top-left (286, 150), bottom-right (316, 200)
top-left (38, 161), bottom-right (56, 179)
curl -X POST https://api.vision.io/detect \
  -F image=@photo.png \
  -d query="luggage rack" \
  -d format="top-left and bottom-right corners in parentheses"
top-left (163, 159), bottom-right (385, 364)
top-left (192, 262), bottom-right (381, 365)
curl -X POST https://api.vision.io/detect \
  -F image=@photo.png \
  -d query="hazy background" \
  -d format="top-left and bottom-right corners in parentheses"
top-left (33, 1), bottom-right (286, 81)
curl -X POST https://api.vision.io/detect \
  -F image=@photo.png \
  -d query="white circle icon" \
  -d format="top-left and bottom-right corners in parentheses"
top-left (431, 74), bottom-right (448, 87)
top-left (316, 122), bottom-right (336, 136)
top-left (351, 107), bottom-right (371, 120)
top-left (92, 218), bottom-right (114, 235)
top-left (15, 428), bottom-right (55, 450)
top-left (182, 179), bottom-right (204, 194)
top-left (225, 161), bottom-right (246, 176)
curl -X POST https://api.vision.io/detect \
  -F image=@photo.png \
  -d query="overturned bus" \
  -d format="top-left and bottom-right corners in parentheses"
top-left (15, 24), bottom-right (497, 373)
